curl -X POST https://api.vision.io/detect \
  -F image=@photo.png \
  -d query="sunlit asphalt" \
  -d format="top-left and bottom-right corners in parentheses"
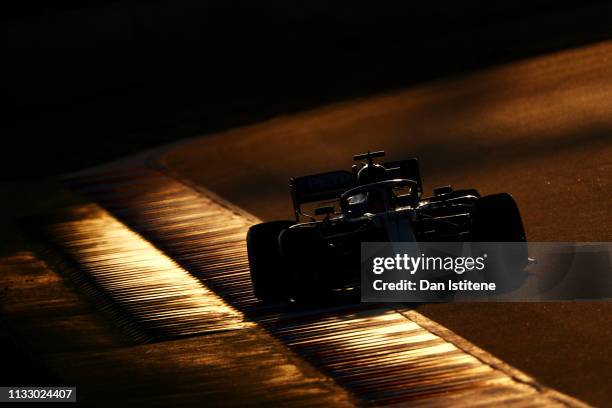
top-left (164, 40), bottom-right (612, 406)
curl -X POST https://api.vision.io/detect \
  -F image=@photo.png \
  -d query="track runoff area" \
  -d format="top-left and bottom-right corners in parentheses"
top-left (51, 162), bottom-right (588, 407)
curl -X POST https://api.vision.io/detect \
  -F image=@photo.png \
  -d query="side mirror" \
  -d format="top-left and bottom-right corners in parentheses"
top-left (434, 186), bottom-right (453, 196)
top-left (314, 206), bottom-right (335, 217)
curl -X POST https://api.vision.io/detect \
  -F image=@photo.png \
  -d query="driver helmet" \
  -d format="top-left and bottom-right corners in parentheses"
top-left (357, 162), bottom-right (387, 184)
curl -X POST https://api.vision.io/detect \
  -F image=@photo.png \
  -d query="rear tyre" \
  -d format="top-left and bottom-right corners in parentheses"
top-left (247, 221), bottom-right (294, 302)
top-left (279, 226), bottom-right (327, 304)
top-left (471, 193), bottom-right (528, 291)
top-left (472, 193), bottom-right (526, 243)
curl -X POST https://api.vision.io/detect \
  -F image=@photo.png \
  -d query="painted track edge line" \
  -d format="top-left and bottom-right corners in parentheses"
top-left (395, 308), bottom-right (590, 408)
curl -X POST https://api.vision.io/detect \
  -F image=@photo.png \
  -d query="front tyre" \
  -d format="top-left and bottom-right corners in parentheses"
top-left (247, 221), bottom-right (294, 302)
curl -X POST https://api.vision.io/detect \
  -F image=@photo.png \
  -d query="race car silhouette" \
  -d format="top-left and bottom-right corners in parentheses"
top-left (247, 151), bottom-right (527, 302)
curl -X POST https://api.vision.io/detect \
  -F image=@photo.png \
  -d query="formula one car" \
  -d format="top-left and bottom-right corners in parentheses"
top-left (246, 151), bottom-right (527, 302)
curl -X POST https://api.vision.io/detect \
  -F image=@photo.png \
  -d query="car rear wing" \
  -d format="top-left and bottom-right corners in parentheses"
top-left (290, 158), bottom-right (423, 221)
top-left (290, 170), bottom-right (356, 220)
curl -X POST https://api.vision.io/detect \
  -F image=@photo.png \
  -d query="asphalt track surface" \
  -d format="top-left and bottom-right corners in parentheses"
top-left (164, 40), bottom-right (612, 406)
top-left (56, 166), bottom-right (582, 406)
